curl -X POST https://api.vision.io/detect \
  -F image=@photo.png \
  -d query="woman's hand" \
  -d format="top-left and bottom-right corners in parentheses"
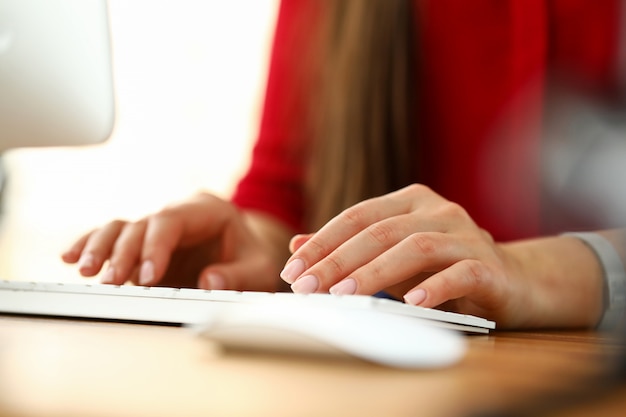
top-left (280, 184), bottom-right (605, 328)
top-left (62, 192), bottom-right (292, 291)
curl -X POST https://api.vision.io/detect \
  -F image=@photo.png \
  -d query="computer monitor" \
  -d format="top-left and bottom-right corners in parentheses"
top-left (0, 0), bottom-right (115, 153)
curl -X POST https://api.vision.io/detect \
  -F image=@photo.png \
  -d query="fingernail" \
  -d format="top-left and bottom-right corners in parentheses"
top-left (280, 258), bottom-right (305, 284)
top-left (207, 272), bottom-right (225, 290)
top-left (404, 288), bottom-right (427, 305)
top-left (139, 260), bottom-right (155, 286)
top-left (291, 274), bottom-right (319, 294)
top-left (101, 267), bottom-right (115, 284)
top-left (77, 253), bottom-right (95, 271)
top-left (329, 278), bottom-right (357, 295)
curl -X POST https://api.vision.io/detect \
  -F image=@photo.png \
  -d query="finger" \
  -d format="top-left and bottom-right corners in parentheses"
top-left (198, 254), bottom-right (277, 292)
top-left (281, 188), bottom-right (416, 284)
top-left (292, 214), bottom-right (419, 293)
top-left (138, 212), bottom-right (186, 286)
top-left (74, 220), bottom-right (126, 277)
top-left (102, 220), bottom-right (148, 285)
top-left (136, 197), bottom-right (231, 285)
top-left (290, 198), bottom-right (479, 294)
top-left (288, 234), bottom-right (313, 253)
top-left (138, 194), bottom-right (242, 287)
top-left (61, 232), bottom-right (91, 263)
top-left (403, 258), bottom-right (497, 309)
top-left (162, 193), bottom-right (237, 246)
top-left (282, 184), bottom-right (445, 285)
top-left (327, 231), bottom-right (469, 295)
top-left (125, 264), bottom-right (141, 286)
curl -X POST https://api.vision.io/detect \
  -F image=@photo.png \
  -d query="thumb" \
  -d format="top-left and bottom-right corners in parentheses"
top-left (197, 258), bottom-right (278, 292)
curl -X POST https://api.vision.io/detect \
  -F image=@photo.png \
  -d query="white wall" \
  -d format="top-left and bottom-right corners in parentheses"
top-left (0, 0), bottom-right (278, 282)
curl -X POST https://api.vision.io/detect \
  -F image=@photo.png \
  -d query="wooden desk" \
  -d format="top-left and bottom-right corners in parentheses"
top-left (0, 316), bottom-right (624, 417)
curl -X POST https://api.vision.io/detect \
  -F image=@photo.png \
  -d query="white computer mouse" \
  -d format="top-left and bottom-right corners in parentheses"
top-left (192, 301), bottom-right (466, 369)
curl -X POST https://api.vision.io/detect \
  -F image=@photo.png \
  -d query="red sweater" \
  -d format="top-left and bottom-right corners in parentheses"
top-left (232, 0), bottom-right (622, 241)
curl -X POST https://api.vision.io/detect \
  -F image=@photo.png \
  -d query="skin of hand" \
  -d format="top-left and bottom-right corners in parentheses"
top-left (281, 184), bottom-right (606, 329)
top-left (61, 192), bottom-right (293, 292)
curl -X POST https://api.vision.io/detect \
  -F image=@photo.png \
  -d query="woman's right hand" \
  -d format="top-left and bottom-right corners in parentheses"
top-left (61, 192), bottom-right (291, 291)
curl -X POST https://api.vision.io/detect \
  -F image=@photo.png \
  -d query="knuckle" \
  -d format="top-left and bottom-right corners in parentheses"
top-left (306, 238), bottom-right (329, 259)
top-left (340, 204), bottom-right (370, 229)
top-left (108, 219), bottom-right (127, 229)
top-left (146, 209), bottom-right (180, 231)
top-left (322, 254), bottom-right (348, 278)
top-left (365, 222), bottom-right (397, 246)
top-left (438, 273), bottom-right (457, 295)
top-left (404, 183), bottom-right (430, 195)
top-left (365, 261), bottom-right (385, 284)
top-left (153, 206), bottom-right (177, 219)
top-left (436, 201), bottom-right (468, 219)
top-left (407, 233), bottom-right (437, 256)
top-left (121, 219), bottom-right (147, 237)
top-left (479, 228), bottom-right (495, 244)
top-left (130, 217), bottom-right (148, 228)
top-left (461, 259), bottom-right (487, 286)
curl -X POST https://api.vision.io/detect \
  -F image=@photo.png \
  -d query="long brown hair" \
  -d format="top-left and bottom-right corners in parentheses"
top-left (304, 0), bottom-right (419, 231)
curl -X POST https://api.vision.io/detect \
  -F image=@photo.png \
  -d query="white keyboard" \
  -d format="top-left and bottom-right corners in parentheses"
top-left (0, 280), bottom-right (495, 333)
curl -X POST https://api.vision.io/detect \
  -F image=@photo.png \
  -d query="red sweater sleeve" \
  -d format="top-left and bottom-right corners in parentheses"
top-left (231, 0), bottom-right (318, 233)
top-left (547, 0), bottom-right (622, 96)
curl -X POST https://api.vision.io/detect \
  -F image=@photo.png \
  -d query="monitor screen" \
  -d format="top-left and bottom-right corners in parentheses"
top-left (0, 0), bottom-right (115, 153)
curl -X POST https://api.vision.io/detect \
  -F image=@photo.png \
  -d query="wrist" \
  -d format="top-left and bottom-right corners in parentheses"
top-left (243, 210), bottom-right (294, 291)
top-left (563, 232), bottom-right (626, 331)
top-left (501, 236), bottom-right (605, 329)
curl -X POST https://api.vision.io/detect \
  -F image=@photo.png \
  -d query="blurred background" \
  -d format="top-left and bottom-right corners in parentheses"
top-left (0, 0), bottom-right (278, 282)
